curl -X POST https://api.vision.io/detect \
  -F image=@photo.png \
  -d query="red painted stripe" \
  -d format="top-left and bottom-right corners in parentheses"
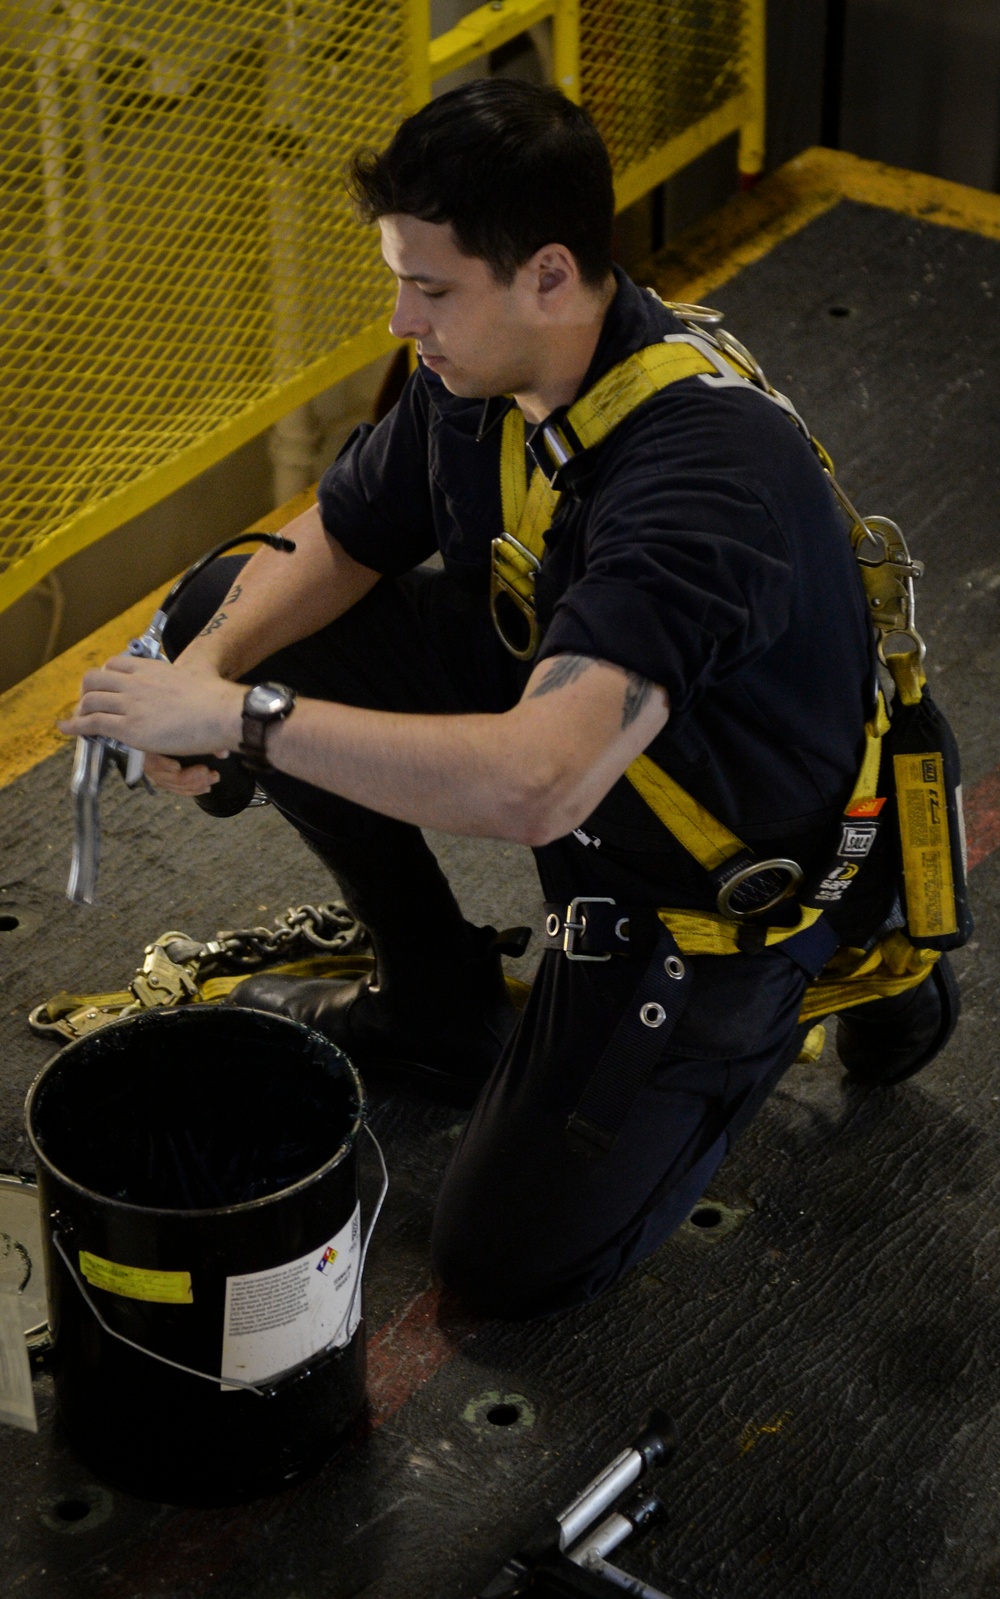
top-left (965, 764), bottom-right (1000, 872)
top-left (92, 1285), bottom-right (479, 1598)
top-left (367, 1285), bottom-right (481, 1427)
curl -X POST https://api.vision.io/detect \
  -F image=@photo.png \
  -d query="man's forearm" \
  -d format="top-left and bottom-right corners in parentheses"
top-left (62, 651), bottom-right (668, 845)
top-left (261, 660), bottom-right (668, 846)
top-left (176, 503), bottom-right (381, 679)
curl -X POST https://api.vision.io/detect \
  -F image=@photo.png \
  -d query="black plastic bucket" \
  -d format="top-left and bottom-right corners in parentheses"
top-left (25, 1006), bottom-right (369, 1503)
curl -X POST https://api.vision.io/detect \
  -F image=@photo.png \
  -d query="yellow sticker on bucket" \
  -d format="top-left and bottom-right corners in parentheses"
top-left (79, 1252), bottom-right (193, 1304)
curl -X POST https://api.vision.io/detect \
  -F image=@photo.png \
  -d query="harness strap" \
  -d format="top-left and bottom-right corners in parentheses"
top-left (498, 340), bottom-right (718, 564)
top-left (564, 925), bottom-right (693, 1160)
top-left (492, 341), bottom-right (718, 660)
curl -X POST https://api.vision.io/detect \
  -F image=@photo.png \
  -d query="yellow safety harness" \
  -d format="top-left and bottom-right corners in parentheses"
top-left (491, 298), bottom-right (955, 1026)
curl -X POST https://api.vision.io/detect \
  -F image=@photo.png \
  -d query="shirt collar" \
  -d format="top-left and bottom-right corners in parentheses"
top-left (474, 267), bottom-right (677, 445)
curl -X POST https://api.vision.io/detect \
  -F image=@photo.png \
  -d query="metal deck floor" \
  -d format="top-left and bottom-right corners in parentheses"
top-left (1, 152), bottom-right (999, 1599)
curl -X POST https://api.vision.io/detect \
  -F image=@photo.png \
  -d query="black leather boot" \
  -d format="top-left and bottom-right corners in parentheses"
top-left (225, 825), bottom-right (529, 1104)
top-left (836, 953), bottom-right (960, 1085)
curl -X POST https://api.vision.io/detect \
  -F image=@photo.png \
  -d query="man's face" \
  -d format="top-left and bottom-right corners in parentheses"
top-left (380, 214), bottom-right (539, 399)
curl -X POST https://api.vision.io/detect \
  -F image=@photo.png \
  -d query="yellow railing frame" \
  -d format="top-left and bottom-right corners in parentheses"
top-left (0, 0), bottom-right (763, 618)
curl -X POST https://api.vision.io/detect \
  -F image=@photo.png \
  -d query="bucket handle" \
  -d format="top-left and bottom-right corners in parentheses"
top-left (50, 1123), bottom-right (389, 1399)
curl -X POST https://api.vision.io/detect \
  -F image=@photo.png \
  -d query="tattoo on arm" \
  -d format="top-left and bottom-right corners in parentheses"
top-left (196, 585), bottom-right (241, 637)
top-left (621, 672), bottom-right (654, 729)
top-left (528, 655), bottom-right (594, 699)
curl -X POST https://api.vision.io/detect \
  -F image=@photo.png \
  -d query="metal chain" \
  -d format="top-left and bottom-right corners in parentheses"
top-left (159, 900), bottom-right (369, 981)
top-left (29, 901), bottom-right (370, 1041)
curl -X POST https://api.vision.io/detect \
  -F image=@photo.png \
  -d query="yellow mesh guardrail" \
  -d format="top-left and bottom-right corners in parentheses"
top-left (0, 0), bottom-right (761, 616)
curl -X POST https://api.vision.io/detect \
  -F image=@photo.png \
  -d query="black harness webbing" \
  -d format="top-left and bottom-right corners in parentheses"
top-left (544, 897), bottom-right (843, 1161)
top-left (544, 902), bottom-right (693, 1159)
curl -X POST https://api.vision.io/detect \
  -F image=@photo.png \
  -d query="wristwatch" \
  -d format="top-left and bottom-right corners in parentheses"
top-left (239, 681), bottom-right (296, 773)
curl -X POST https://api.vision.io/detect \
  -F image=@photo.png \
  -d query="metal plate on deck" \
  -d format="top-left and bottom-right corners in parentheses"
top-left (0, 1175), bottom-right (50, 1353)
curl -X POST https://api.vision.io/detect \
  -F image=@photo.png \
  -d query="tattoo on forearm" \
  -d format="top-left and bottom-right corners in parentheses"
top-left (196, 584), bottom-right (240, 637)
top-left (621, 672), bottom-right (654, 729)
top-left (528, 655), bottom-right (594, 698)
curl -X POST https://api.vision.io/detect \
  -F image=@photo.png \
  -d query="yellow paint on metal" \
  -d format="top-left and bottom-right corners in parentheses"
top-left (644, 146), bottom-right (1000, 306)
top-left (614, 95), bottom-right (749, 214)
top-left (430, 0), bottom-right (557, 81)
top-left (0, 322), bottom-right (399, 619)
top-left (552, 0), bottom-right (581, 103)
top-left (0, 488), bottom-right (315, 792)
top-left (738, 0), bottom-right (766, 176)
top-left (582, 0), bottom-right (751, 210)
top-left (0, 0), bottom-right (761, 616)
top-left (0, 0), bottom-right (411, 616)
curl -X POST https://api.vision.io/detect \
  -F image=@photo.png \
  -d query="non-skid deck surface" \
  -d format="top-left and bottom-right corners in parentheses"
top-left (2, 152), bottom-right (999, 1599)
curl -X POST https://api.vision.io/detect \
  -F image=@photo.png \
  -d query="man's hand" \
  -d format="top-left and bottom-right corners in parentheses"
top-left (58, 655), bottom-right (244, 767)
top-left (143, 753), bottom-right (224, 799)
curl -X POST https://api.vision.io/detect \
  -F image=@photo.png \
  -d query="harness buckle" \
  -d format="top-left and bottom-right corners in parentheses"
top-left (562, 896), bottom-right (615, 961)
top-left (715, 858), bottom-right (803, 921)
top-left (490, 534), bottom-right (543, 660)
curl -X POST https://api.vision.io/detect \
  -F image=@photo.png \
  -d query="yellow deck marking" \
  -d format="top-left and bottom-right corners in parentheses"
top-left (0, 489), bottom-right (314, 791)
top-left (5, 147), bottom-right (1000, 793)
top-left (643, 145), bottom-right (1000, 305)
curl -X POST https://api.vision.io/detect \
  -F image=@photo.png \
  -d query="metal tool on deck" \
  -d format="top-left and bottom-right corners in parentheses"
top-left (478, 1409), bottom-right (679, 1598)
top-left (66, 531), bottom-right (295, 905)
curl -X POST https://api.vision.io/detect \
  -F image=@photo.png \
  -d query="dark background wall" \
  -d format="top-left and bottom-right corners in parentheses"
top-left (648, 0), bottom-right (1000, 254)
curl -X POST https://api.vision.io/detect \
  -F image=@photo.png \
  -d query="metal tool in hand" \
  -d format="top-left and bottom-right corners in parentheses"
top-left (478, 1408), bottom-right (679, 1598)
top-left (66, 531), bottom-right (295, 905)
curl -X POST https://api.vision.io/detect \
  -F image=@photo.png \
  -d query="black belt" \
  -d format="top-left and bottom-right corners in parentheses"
top-left (543, 899), bottom-right (694, 1160)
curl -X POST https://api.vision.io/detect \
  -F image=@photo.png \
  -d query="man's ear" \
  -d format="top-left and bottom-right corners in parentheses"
top-left (533, 244), bottom-right (578, 300)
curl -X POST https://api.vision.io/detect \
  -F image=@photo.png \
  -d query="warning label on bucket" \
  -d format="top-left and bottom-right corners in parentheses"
top-left (220, 1203), bottom-right (361, 1387)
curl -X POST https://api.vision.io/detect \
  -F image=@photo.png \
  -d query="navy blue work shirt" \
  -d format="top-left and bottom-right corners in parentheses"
top-left (317, 268), bottom-right (874, 911)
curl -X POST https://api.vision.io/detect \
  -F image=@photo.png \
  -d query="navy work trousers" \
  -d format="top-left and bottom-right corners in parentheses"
top-left (165, 560), bottom-right (810, 1318)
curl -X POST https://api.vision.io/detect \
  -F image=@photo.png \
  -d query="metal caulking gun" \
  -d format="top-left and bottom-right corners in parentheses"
top-left (67, 532), bottom-right (295, 906)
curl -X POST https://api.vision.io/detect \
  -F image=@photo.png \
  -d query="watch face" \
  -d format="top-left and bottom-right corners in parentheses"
top-left (246, 683), bottom-right (290, 718)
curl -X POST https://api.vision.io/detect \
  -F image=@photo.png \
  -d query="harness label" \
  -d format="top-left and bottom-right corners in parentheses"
top-left (846, 796), bottom-right (887, 818)
top-left (839, 823), bottom-right (878, 858)
top-left (814, 862), bottom-right (860, 903)
top-left (221, 1202), bottom-right (361, 1388)
top-left (894, 750), bottom-right (957, 937)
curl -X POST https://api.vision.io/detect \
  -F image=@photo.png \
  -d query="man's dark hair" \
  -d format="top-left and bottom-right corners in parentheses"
top-left (348, 79), bottom-right (614, 289)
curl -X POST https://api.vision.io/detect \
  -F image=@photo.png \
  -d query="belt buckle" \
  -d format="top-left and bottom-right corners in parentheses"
top-left (562, 895), bottom-right (615, 961)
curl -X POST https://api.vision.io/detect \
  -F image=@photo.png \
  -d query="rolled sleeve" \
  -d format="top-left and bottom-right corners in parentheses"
top-left (539, 474), bottom-right (794, 717)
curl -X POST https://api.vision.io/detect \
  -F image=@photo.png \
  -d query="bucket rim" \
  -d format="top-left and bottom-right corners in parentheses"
top-left (23, 1008), bottom-right (367, 1220)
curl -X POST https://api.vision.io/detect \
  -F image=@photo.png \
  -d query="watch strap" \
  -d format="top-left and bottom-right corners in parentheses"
top-left (239, 682), bottom-right (295, 773)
